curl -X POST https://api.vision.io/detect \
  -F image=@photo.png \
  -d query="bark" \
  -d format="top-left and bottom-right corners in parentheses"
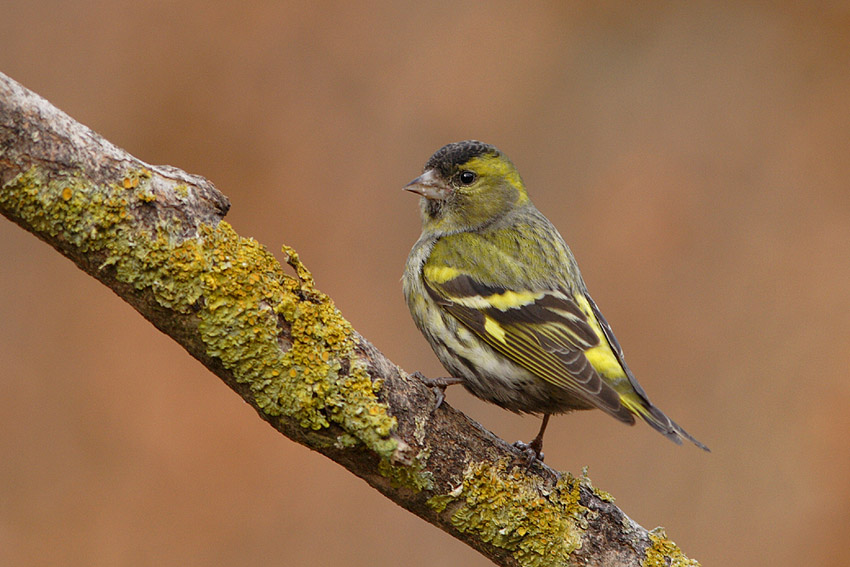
top-left (0, 71), bottom-right (699, 567)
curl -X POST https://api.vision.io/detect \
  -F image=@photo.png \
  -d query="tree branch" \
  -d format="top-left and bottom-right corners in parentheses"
top-left (0, 72), bottom-right (699, 567)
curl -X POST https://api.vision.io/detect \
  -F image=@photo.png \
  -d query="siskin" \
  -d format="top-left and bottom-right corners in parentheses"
top-left (402, 140), bottom-right (708, 461)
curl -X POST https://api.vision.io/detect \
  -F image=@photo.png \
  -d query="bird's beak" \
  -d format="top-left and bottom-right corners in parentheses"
top-left (403, 169), bottom-right (451, 200)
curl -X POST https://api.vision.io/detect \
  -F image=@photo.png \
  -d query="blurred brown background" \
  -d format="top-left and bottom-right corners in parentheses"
top-left (2, 2), bottom-right (849, 566)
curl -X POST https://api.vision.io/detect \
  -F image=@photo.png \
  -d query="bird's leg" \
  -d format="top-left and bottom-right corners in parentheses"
top-left (513, 413), bottom-right (550, 466)
top-left (411, 372), bottom-right (464, 411)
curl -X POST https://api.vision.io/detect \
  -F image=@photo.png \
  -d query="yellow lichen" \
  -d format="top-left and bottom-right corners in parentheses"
top-left (190, 224), bottom-right (397, 457)
top-left (137, 189), bottom-right (157, 203)
top-left (427, 460), bottom-right (587, 566)
top-left (580, 466), bottom-right (615, 503)
top-left (644, 528), bottom-right (700, 567)
top-left (378, 458), bottom-right (434, 492)
top-left (1, 167), bottom-right (128, 253)
top-left (1, 164), bottom-right (398, 460)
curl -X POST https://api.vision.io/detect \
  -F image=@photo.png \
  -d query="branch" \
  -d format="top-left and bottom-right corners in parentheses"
top-left (0, 72), bottom-right (699, 567)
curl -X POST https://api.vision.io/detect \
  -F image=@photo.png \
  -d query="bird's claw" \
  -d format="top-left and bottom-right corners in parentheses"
top-left (411, 372), bottom-right (463, 413)
top-left (432, 386), bottom-right (446, 410)
top-left (512, 440), bottom-right (544, 469)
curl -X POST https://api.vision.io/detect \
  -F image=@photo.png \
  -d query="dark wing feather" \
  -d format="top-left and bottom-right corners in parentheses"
top-left (425, 273), bottom-right (634, 423)
top-left (583, 292), bottom-right (649, 401)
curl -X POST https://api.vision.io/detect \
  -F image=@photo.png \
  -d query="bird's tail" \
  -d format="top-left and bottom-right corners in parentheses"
top-left (623, 397), bottom-right (710, 452)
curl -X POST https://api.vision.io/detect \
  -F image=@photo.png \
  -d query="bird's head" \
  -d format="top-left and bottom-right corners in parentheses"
top-left (404, 140), bottom-right (529, 234)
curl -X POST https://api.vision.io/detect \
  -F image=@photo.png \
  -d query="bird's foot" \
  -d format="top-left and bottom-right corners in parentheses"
top-left (512, 439), bottom-right (545, 469)
top-left (411, 372), bottom-right (463, 412)
top-left (512, 414), bottom-right (549, 469)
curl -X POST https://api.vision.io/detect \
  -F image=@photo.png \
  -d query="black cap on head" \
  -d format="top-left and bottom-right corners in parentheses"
top-left (424, 140), bottom-right (500, 177)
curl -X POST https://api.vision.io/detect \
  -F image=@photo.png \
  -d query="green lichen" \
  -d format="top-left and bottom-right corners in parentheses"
top-left (1, 165), bottom-right (398, 459)
top-left (644, 528), bottom-right (700, 567)
top-left (378, 456), bottom-right (434, 492)
top-left (579, 466), bottom-right (615, 503)
top-left (334, 433), bottom-right (360, 449)
top-left (1, 167), bottom-right (129, 253)
top-left (190, 224), bottom-right (396, 459)
top-left (427, 460), bottom-right (588, 566)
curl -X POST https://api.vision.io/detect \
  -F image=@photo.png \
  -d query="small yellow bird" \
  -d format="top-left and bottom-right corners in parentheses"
top-left (402, 140), bottom-right (708, 461)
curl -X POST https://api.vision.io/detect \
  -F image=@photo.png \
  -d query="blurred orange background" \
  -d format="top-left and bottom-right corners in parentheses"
top-left (2, 3), bottom-right (849, 566)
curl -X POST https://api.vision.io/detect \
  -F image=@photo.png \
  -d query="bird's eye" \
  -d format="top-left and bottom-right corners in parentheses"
top-left (458, 170), bottom-right (477, 185)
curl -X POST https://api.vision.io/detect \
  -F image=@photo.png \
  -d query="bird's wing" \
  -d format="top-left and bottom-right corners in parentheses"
top-left (582, 292), bottom-right (650, 401)
top-left (423, 262), bottom-right (636, 424)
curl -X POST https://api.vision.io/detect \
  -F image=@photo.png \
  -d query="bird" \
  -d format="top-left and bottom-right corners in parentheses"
top-left (402, 140), bottom-right (708, 463)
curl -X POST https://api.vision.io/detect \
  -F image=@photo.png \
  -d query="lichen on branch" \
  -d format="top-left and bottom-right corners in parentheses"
top-left (0, 163), bottom-right (398, 459)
